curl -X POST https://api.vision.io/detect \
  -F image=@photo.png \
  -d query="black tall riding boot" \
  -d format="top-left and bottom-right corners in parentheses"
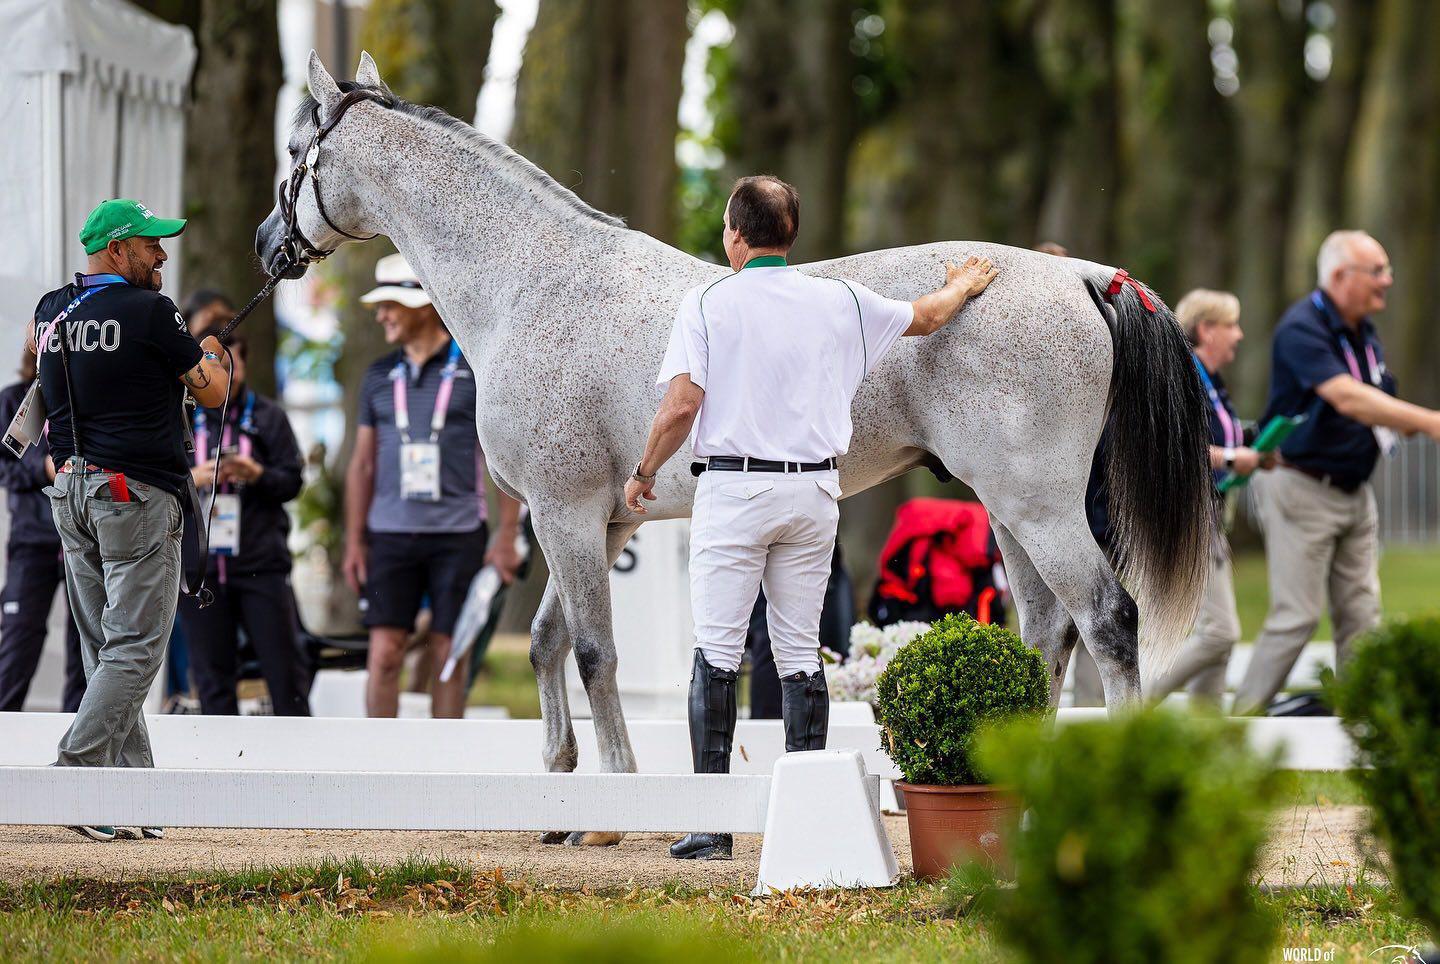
top-left (781, 666), bottom-right (829, 752)
top-left (670, 650), bottom-right (737, 860)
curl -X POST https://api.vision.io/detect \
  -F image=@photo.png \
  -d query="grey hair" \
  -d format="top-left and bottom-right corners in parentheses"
top-left (1174, 288), bottom-right (1240, 346)
top-left (1317, 230), bottom-right (1371, 288)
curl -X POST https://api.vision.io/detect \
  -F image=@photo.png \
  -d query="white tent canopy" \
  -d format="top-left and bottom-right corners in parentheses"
top-left (0, 0), bottom-right (194, 710)
top-left (0, 0), bottom-right (195, 356)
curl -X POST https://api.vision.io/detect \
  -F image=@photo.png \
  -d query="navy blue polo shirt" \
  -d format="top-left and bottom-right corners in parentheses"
top-left (1260, 290), bottom-right (1397, 488)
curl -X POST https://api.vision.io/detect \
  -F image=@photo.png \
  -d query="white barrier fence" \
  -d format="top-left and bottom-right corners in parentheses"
top-left (0, 710), bottom-right (1357, 775)
top-left (0, 710), bottom-right (1358, 892)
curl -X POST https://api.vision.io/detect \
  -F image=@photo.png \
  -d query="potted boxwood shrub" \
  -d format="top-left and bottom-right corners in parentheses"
top-left (874, 612), bottom-right (1049, 880)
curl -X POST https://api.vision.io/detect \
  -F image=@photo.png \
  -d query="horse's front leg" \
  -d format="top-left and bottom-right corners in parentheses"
top-left (531, 508), bottom-right (639, 846)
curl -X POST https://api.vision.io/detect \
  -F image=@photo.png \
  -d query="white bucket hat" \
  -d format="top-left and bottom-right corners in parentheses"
top-left (360, 253), bottom-right (432, 308)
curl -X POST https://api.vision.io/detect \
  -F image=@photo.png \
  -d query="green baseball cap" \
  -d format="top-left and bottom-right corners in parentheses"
top-left (79, 199), bottom-right (186, 255)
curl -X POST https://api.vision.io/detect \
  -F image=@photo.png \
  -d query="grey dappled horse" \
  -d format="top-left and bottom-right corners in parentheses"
top-left (257, 54), bottom-right (1211, 844)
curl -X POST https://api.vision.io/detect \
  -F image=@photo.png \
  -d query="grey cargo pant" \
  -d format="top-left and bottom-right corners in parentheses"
top-left (46, 467), bottom-right (182, 767)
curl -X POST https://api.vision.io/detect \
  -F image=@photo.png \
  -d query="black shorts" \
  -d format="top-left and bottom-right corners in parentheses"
top-left (362, 525), bottom-right (487, 636)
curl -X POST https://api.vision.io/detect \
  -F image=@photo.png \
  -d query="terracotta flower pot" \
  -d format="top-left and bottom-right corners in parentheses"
top-left (896, 781), bottom-right (1018, 881)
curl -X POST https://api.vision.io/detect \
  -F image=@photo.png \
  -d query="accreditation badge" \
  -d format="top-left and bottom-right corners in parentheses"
top-left (400, 441), bottom-right (442, 502)
top-left (210, 493), bottom-right (241, 556)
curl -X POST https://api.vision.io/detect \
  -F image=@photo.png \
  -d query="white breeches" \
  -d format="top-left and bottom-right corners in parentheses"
top-left (688, 469), bottom-right (841, 677)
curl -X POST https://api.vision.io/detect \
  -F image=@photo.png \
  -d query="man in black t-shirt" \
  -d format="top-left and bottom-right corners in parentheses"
top-left (32, 199), bottom-right (229, 842)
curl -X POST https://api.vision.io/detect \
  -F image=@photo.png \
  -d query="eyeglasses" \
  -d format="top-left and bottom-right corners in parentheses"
top-left (1343, 263), bottom-right (1394, 280)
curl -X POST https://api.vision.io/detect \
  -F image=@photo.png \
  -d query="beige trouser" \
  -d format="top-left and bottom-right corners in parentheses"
top-left (1231, 467), bottom-right (1380, 715)
top-left (1150, 531), bottom-right (1240, 706)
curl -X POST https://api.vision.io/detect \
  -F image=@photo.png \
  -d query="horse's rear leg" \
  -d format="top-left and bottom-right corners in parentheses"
top-left (999, 509), bottom-right (1142, 705)
top-left (531, 509), bottom-right (639, 846)
top-left (530, 579), bottom-right (579, 844)
top-left (992, 522), bottom-right (1081, 705)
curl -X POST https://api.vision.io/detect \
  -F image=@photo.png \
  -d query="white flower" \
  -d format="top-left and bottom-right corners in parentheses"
top-left (829, 621), bottom-right (932, 704)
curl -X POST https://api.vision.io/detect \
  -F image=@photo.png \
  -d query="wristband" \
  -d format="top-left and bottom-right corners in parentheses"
top-left (1223, 448), bottom-right (1236, 470)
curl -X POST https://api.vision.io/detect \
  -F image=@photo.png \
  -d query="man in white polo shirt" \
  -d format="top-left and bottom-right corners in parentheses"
top-left (625, 175), bottom-right (998, 860)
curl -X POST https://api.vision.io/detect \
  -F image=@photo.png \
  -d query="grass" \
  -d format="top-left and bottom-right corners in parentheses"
top-left (0, 859), bottom-right (1430, 963)
top-left (1232, 545), bottom-right (1440, 643)
top-left (1280, 770), bottom-right (1366, 807)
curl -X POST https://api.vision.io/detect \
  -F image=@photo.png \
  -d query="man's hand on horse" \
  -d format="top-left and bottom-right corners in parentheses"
top-left (625, 474), bottom-right (657, 515)
top-left (947, 255), bottom-right (999, 297)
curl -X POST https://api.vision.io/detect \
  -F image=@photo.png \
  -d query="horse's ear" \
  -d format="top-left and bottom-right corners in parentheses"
top-left (307, 50), bottom-right (342, 114)
top-left (355, 50), bottom-right (393, 97)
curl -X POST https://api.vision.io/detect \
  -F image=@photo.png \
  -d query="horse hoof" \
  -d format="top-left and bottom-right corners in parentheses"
top-left (564, 830), bottom-right (623, 847)
top-left (539, 830), bottom-right (571, 845)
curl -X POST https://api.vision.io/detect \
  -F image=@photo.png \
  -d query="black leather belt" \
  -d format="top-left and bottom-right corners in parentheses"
top-left (692, 456), bottom-right (838, 476)
top-left (1284, 464), bottom-right (1362, 494)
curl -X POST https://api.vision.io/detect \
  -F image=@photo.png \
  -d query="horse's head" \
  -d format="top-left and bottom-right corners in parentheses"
top-left (256, 51), bottom-right (394, 279)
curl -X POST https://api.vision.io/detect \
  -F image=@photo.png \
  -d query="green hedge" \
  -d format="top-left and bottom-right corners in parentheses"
top-left (978, 711), bottom-right (1283, 964)
top-left (873, 612), bottom-right (1048, 786)
top-left (1328, 614), bottom-right (1440, 943)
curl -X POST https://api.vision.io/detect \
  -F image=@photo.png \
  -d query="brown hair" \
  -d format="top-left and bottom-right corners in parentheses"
top-left (727, 175), bottom-right (800, 250)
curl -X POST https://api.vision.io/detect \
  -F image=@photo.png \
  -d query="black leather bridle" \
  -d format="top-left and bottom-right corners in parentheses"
top-left (275, 87), bottom-right (394, 270)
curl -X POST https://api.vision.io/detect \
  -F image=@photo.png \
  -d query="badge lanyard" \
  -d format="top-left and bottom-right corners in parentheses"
top-left (1310, 290), bottom-right (1396, 457)
top-left (391, 339), bottom-right (463, 444)
top-left (1310, 291), bottom-right (1383, 387)
top-left (1192, 354), bottom-right (1239, 449)
top-left (193, 391), bottom-right (255, 578)
top-left (35, 274), bottom-right (124, 355)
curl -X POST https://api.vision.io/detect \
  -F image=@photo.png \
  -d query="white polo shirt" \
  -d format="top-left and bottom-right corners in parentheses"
top-left (656, 256), bottom-right (914, 463)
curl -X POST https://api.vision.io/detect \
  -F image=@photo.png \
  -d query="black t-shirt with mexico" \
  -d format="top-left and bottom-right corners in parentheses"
top-left (35, 279), bottom-right (203, 497)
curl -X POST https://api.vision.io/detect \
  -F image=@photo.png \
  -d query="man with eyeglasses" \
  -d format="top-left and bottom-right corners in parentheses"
top-left (1233, 230), bottom-right (1440, 715)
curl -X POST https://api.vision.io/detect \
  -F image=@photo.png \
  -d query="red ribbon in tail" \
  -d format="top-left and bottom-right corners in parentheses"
top-left (1105, 268), bottom-right (1157, 313)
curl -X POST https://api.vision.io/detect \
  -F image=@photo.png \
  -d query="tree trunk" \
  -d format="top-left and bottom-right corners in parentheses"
top-left (721, 0), bottom-right (856, 260)
top-left (1227, 0), bottom-right (1309, 406)
top-left (1114, 0), bottom-right (1234, 302)
top-left (1345, 0), bottom-right (1440, 405)
top-left (180, 0), bottom-right (284, 394)
top-left (511, 0), bottom-right (689, 243)
top-left (1284, 0), bottom-right (1373, 299)
top-left (848, 1), bottom-right (1052, 250)
top-left (1033, 0), bottom-right (1119, 260)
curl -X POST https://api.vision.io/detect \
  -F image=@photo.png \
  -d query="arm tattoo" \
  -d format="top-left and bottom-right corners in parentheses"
top-left (182, 365), bottom-right (211, 390)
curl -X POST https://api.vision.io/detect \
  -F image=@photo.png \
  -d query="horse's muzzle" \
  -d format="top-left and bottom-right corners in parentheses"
top-left (265, 248), bottom-right (307, 281)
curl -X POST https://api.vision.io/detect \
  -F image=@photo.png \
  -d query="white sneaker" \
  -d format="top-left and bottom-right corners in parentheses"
top-left (68, 825), bottom-right (117, 841)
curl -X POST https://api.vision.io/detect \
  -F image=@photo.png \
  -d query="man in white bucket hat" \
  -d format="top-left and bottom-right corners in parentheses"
top-left (345, 253), bottom-right (522, 718)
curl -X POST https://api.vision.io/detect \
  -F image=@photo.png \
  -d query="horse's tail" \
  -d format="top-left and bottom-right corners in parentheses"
top-left (1082, 267), bottom-right (1213, 676)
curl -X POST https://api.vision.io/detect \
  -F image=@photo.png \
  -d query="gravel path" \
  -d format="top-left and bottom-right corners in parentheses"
top-left (0, 805), bottom-right (1376, 890)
